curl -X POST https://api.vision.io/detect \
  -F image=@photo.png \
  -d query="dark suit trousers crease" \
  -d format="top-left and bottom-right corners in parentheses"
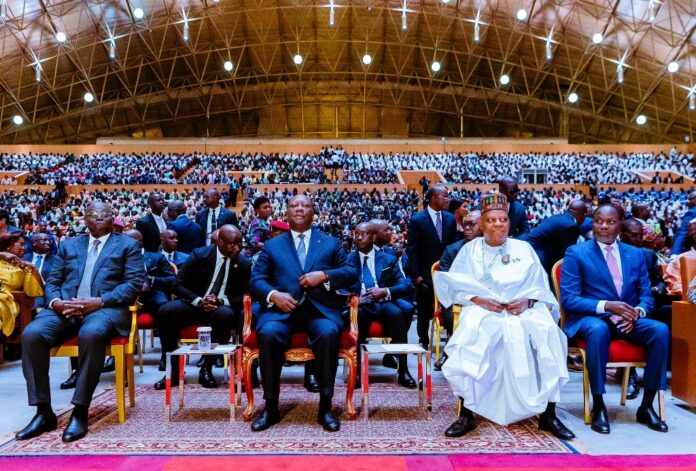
top-left (257, 302), bottom-right (340, 401)
top-left (357, 301), bottom-right (409, 370)
top-left (22, 309), bottom-right (123, 407)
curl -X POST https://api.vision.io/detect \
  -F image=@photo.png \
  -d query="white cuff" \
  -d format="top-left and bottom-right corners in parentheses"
top-left (266, 290), bottom-right (277, 307)
top-left (192, 297), bottom-right (202, 307)
top-left (323, 280), bottom-right (331, 291)
top-left (385, 288), bottom-right (391, 301)
top-left (596, 300), bottom-right (607, 314)
top-left (48, 298), bottom-right (60, 310)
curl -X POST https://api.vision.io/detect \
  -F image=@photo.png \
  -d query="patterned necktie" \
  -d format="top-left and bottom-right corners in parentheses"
top-left (605, 246), bottom-right (623, 296)
top-left (435, 211), bottom-right (443, 242)
top-left (211, 208), bottom-right (218, 232)
top-left (296, 234), bottom-right (307, 269)
top-left (210, 257), bottom-right (228, 297)
top-left (168, 253), bottom-right (174, 263)
top-left (77, 240), bottom-right (101, 299)
top-left (362, 255), bottom-right (376, 290)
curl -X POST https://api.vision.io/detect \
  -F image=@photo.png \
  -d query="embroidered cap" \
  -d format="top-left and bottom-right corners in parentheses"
top-left (480, 192), bottom-right (508, 215)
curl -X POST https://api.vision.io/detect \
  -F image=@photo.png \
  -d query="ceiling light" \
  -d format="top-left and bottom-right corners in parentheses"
top-left (362, 54), bottom-right (372, 65)
top-left (591, 33), bottom-right (603, 44)
top-left (293, 54), bottom-right (303, 65)
top-left (516, 9), bottom-right (528, 21)
top-left (133, 8), bottom-right (144, 19)
top-left (499, 74), bottom-right (510, 86)
top-left (223, 60), bottom-right (233, 71)
top-left (441, 0), bottom-right (451, 3)
top-left (84, 92), bottom-right (94, 103)
top-left (12, 115), bottom-right (23, 125)
top-left (636, 115), bottom-right (647, 126)
top-left (689, 93), bottom-right (695, 111)
top-left (431, 61), bottom-right (441, 72)
top-left (35, 66), bottom-right (41, 82)
top-left (568, 92), bottom-right (579, 104)
top-left (55, 32), bottom-right (67, 43)
top-left (0, 0), bottom-right (6, 19)
top-left (667, 61), bottom-right (679, 73)
top-left (182, 22), bottom-right (189, 41)
top-left (617, 64), bottom-right (624, 83)
top-left (109, 40), bottom-right (116, 59)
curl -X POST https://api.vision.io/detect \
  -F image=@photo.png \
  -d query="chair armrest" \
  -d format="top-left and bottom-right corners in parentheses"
top-left (126, 304), bottom-right (139, 351)
top-left (452, 304), bottom-right (461, 332)
top-left (242, 294), bottom-right (253, 342)
top-left (10, 291), bottom-right (34, 337)
top-left (348, 295), bottom-right (359, 342)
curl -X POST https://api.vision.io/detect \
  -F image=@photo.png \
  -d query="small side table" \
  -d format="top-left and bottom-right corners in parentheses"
top-left (165, 344), bottom-right (241, 422)
top-left (361, 343), bottom-right (432, 420)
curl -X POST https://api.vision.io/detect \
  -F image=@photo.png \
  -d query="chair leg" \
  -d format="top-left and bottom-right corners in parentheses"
top-left (114, 347), bottom-right (126, 424)
top-left (430, 319), bottom-right (438, 361)
top-left (343, 349), bottom-right (357, 420)
top-left (434, 318), bottom-right (441, 361)
top-left (580, 350), bottom-right (591, 425)
top-left (136, 332), bottom-right (144, 374)
top-left (243, 349), bottom-right (257, 422)
top-left (126, 353), bottom-right (135, 408)
top-left (658, 390), bottom-right (666, 421)
top-left (150, 329), bottom-right (155, 348)
top-left (620, 367), bottom-right (630, 406)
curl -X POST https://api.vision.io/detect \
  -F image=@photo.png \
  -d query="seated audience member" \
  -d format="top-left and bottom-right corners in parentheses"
top-left (433, 193), bottom-right (573, 440)
top-left (22, 233), bottom-right (54, 309)
top-left (351, 222), bottom-right (415, 388)
top-left (16, 202), bottom-right (144, 443)
top-left (154, 225), bottom-right (250, 390)
top-left (561, 205), bottom-right (669, 434)
top-left (671, 190), bottom-right (696, 255)
top-left (664, 220), bottom-right (696, 296)
top-left (688, 276), bottom-right (696, 304)
top-left (246, 196), bottom-right (273, 257)
top-left (159, 229), bottom-right (189, 269)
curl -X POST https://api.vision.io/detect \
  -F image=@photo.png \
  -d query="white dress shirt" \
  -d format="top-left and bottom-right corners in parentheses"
top-left (193, 247), bottom-right (231, 307)
top-left (426, 206), bottom-right (442, 229)
top-left (358, 249), bottom-right (392, 300)
top-left (205, 206), bottom-right (220, 246)
top-left (153, 214), bottom-right (167, 233)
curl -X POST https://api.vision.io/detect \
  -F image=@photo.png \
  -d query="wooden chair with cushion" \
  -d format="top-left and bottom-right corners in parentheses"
top-left (430, 261), bottom-right (461, 361)
top-left (241, 294), bottom-right (359, 421)
top-left (671, 252), bottom-right (696, 407)
top-left (50, 304), bottom-right (139, 424)
top-left (551, 260), bottom-right (665, 424)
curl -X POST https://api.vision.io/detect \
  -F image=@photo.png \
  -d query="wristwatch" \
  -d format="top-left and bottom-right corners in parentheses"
top-left (527, 299), bottom-right (537, 308)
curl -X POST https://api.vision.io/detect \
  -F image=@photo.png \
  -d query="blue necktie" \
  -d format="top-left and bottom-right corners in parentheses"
top-left (362, 255), bottom-right (376, 290)
top-left (77, 240), bottom-right (101, 299)
top-left (435, 211), bottom-right (443, 242)
top-left (35, 255), bottom-right (44, 272)
top-left (296, 234), bottom-right (307, 269)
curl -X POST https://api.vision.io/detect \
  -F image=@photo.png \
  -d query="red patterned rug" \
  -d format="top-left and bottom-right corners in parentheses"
top-left (0, 384), bottom-right (573, 456)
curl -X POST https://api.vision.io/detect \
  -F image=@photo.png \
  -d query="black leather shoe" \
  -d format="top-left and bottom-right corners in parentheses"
top-left (154, 375), bottom-right (179, 390)
top-left (101, 356), bottom-right (115, 373)
top-left (637, 406), bottom-right (668, 432)
top-left (251, 409), bottom-right (281, 432)
top-left (317, 409), bottom-right (341, 432)
top-left (198, 368), bottom-right (218, 388)
top-left (444, 414), bottom-right (476, 438)
top-left (626, 370), bottom-right (640, 400)
top-left (397, 370), bottom-right (417, 389)
top-left (304, 373), bottom-right (320, 393)
top-left (214, 356), bottom-right (225, 368)
top-left (382, 354), bottom-right (398, 369)
top-left (158, 359), bottom-right (166, 372)
top-left (590, 406), bottom-right (610, 434)
top-left (62, 413), bottom-right (88, 443)
top-left (15, 413), bottom-right (57, 440)
top-left (433, 353), bottom-right (448, 372)
top-left (539, 413), bottom-right (575, 440)
top-left (60, 370), bottom-right (78, 390)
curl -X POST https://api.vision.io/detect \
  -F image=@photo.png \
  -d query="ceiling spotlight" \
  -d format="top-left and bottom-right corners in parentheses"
top-left (441, 0), bottom-right (451, 3)
top-left (55, 32), bottom-right (67, 43)
top-left (133, 7), bottom-right (144, 19)
top-left (223, 60), bottom-right (233, 71)
top-left (689, 92), bottom-right (695, 111)
top-left (183, 22), bottom-right (189, 41)
top-left (591, 33), bottom-right (603, 44)
top-left (516, 9), bottom-right (528, 21)
top-left (431, 61), bottom-right (441, 72)
top-left (84, 92), bottom-right (94, 103)
top-left (35, 66), bottom-right (41, 82)
top-left (568, 92), bottom-right (579, 104)
top-left (12, 115), bottom-right (23, 125)
top-left (667, 61), bottom-right (679, 73)
top-left (636, 114), bottom-right (647, 126)
top-left (1, 0), bottom-right (6, 19)
top-left (499, 74), bottom-right (510, 86)
top-left (109, 41), bottom-right (116, 59)
top-left (362, 54), bottom-right (372, 65)
top-left (293, 54), bottom-right (303, 65)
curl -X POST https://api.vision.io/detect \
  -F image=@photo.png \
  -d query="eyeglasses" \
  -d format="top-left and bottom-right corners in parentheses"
top-left (85, 212), bottom-right (113, 218)
top-left (462, 221), bottom-right (477, 227)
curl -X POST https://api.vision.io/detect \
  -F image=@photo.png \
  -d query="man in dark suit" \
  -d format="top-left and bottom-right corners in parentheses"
top-left (159, 229), bottom-right (189, 269)
top-left (23, 233), bottom-right (56, 309)
top-left (154, 225), bottom-right (250, 390)
top-left (671, 190), bottom-right (696, 255)
top-left (560, 205), bottom-right (670, 435)
top-left (352, 222), bottom-right (415, 386)
top-left (17, 202), bottom-right (144, 443)
top-left (24, 221), bottom-right (58, 257)
top-left (250, 195), bottom-right (358, 432)
top-left (167, 200), bottom-right (204, 254)
top-left (519, 200), bottom-right (587, 274)
top-left (406, 185), bottom-right (458, 348)
top-left (498, 177), bottom-right (529, 237)
top-left (124, 229), bottom-right (176, 311)
top-left (370, 219), bottom-right (396, 256)
top-left (135, 192), bottom-right (167, 253)
top-left (196, 188), bottom-right (239, 247)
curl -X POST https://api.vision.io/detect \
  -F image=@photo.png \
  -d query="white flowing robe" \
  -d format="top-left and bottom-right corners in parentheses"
top-left (433, 237), bottom-right (569, 426)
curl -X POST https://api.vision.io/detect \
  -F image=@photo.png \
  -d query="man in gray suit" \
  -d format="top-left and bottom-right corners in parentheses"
top-left (16, 202), bottom-right (145, 443)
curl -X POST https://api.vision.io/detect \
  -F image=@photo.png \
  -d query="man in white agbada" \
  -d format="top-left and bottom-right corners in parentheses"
top-left (433, 192), bottom-right (574, 440)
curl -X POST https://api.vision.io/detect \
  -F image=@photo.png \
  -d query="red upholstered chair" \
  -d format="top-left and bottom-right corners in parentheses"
top-left (50, 304), bottom-right (139, 424)
top-left (242, 294), bottom-right (359, 421)
top-left (430, 261), bottom-right (461, 360)
top-left (551, 260), bottom-right (665, 424)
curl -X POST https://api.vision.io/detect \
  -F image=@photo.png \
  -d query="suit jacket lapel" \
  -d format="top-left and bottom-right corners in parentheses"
top-left (618, 242), bottom-right (631, 299)
top-left (590, 240), bottom-right (620, 298)
top-left (91, 235), bottom-right (119, 285)
top-left (303, 230), bottom-right (322, 272)
top-left (423, 210), bottom-right (441, 245)
top-left (76, 236), bottom-right (89, 283)
top-left (281, 232), bottom-right (304, 275)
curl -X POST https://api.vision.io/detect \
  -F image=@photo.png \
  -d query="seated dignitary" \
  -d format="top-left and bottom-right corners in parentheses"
top-left (159, 229), bottom-right (189, 270)
top-left (16, 202), bottom-right (145, 443)
top-left (561, 204), bottom-right (669, 434)
top-left (250, 195), bottom-right (358, 432)
top-left (154, 225), bottom-right (251, 390)
top-left (433, 193), bottom-right (573, 440)
top-left (351, 222), bottom-right (415, 388)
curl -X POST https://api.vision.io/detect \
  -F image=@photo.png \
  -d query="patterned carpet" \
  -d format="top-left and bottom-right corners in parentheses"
top-left (0, 384), bottom-right (573, 456)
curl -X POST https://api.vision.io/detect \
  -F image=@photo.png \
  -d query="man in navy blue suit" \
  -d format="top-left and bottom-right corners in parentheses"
top-left (407, 185), bottom-right (458, 348)
top-left (561, 205), bottom-right (670, 434)
top-left (196, 188), bottom-right (239, 247)
top-left (671, 190), bottom-right (696, 255)
top-left (498, 177), bottom-right (529, 237)
top-left (250, 195), bottom-right (358, 432)
top-left (159, 229), bottom-right (189, 269)
top-left (22, 233), bottom-right (55, 309)
top-left (167, 200), bottom-right (204, 254)
top-left (351, 222), bottom-right (415, 388)
top-left (370, 219), bottom-right (396, 256)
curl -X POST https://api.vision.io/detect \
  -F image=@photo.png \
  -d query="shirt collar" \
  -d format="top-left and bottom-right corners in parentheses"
top-left (596, 239), bottom-right (619, 252)
top-left (427, 206), bottom-right (440, 218)
top-left (215, 247), bottom-right (228, 261)
top-left (88, 232), bottom-right (111, 246)
top-left (291, 228), bottom-right (312, 241)
top-left (359, 248), bottom-right (376, 261)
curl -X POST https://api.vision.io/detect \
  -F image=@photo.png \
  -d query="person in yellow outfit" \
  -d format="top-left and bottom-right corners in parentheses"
top-left (0, 231), bottom-right (44, 337)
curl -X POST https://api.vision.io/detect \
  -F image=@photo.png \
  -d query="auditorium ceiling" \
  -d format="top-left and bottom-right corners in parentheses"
top-left (0, 0), bottom-right (694, 144)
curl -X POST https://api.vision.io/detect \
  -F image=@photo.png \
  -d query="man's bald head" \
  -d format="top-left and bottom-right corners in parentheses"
top-left (217, 225), bottom-right (243, 259)
top-left (632, 203), bottom-right (651, 221)
top-left (568, 199), bottom-right (588, 225)
top-left (124, 229), bottom-right (143, 247)
top-left (498, 177), bottom-right (520, 203)
top-left (369, 219), bottom-right (392, 247)
top-left (167, 200), bottom-right (185, 219)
